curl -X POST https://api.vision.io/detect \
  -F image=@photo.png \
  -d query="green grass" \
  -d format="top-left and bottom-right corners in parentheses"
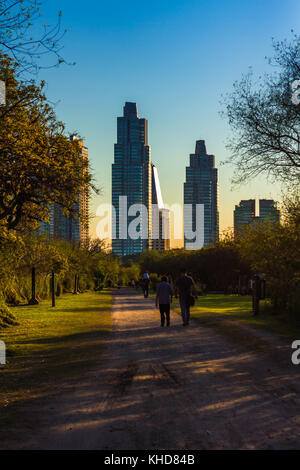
top-left (174, 294), bottom-right (300, 340)
top-left (0, 290), bottom-right (112, 406)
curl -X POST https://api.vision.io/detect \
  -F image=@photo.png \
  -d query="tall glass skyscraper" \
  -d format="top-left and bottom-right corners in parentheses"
top-left (112, 102), bottom-right (152, 257)
top-left (151, 163), bottom-right (170, 252)
top-left (184, 140), bottom-right (219, 248)
top-left (39, 137), bottom-right (89, 246)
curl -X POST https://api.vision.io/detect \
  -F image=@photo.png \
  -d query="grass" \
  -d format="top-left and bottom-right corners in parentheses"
top-left (0, 290), bottom-right (112, 407)
top-left (174, 294), bottom-right (300, 340)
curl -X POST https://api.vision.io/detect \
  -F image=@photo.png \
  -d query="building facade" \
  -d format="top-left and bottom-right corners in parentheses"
top-left (234, 200), bottom-right (256, 238)
top-left (184, 140), bottom-right (219, 248)
top-left (39, 137), bottom-right (89, 245)
top-left (234, 199), bottom-right (280, 238)
top-left (151, 163), bottom-right (170, 252)
top-left (259, 199), bottom-right (280, 222)
top-left (112, 102), bottom-right (152, 257)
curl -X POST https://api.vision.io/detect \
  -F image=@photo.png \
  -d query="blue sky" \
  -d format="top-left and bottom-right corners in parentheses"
top-left (39, 0), bottom-right (299, 236)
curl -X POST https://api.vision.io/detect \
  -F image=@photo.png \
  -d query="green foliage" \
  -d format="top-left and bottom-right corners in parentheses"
top-left (0, 1), bottom-right (70, 74)
top-left (0, 298), bottom-right (18, 329)
top-left (0, 233), bottom-right (120, 306)
top-left (149, 273), bottom-right (159, 291)
top-left (0, 53), bottom-right (96, 232)
top-left (223, 33), bottom-right (300, 185)
top-left (237, 218), bottom-right (300, 314)
top-left (135, 243), bottom-right (250, 290)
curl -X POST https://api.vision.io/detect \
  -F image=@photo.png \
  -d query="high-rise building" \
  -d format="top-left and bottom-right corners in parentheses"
top-left (234, 200), bottom-right (256, 238)
top-left (184, 140), bottom-right (219, 248)
top-left (259, 199), bottom-right (280, 223)
top-left (234, 199), bottom-right (280, 237)
top-left (73, 138), bottom-right (89, 246)
top-left (39, 137), bottom-right (89, 245)
top-left (151, 163), bottom-right (170, 252)
top-left (112, 102), bottom-right (152, 257)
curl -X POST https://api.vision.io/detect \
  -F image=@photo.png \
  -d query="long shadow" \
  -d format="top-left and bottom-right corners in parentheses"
top-left (1, 288), bottom-right (300, 450)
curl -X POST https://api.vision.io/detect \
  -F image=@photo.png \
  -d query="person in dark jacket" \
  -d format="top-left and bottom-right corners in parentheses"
top-left (156, 276), bottom-right (173, 327)
top-left (175, 268), bottom-right (196, 326)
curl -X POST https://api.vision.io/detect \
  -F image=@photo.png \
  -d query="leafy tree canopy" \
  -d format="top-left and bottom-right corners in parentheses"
top-left (0, 0), bottom-right (71, 75)
top-left (0, 53), bottom-right (96, 232)
top-left (223, 33), bottom-right (300, 186)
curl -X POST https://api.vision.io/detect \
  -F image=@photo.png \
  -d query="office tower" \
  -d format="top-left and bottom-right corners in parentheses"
top-left (39, 204), bottom-right (55, 237)
top-left (39, 137), bottom-right (89, 245)
top-left (234, 200), bottom-right (256, 238)
top-left (234, 199), bottom-right (280, 238)
top-left (112, 102), bottom-right (152, 257)
top-left (259, 199), bottom-right (280, 223)
top-left (184, 140), bottom-right (219, 248)
top-left (151, 163), bottom-right (170, 252)
top-left (72, 138), bottom-right (89, 246)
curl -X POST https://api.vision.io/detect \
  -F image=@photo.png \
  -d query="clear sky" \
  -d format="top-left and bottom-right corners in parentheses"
top-left (38, 0), bottom-right (299, 238)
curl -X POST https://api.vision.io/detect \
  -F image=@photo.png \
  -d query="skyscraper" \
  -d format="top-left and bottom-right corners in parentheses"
top-left (151, 163), bottom-right (170, 252)
top-left (259, 199), bottom-right (280, 223)
top-left (112, 102), bottom-right (152, 257)
top-left (234, 200), bottom-right (256, 238)
top-left (72, 137), bottom-right (89, 246)
top-left (39, 137), bottom-right (89, 245)
top-left (234, 199), bottom-right (280, 238)
top-left (184, 140), bottom-right (219, 248)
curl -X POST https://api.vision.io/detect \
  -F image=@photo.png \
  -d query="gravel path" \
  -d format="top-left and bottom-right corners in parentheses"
top-left (3, 288), bottom-right (300, 450)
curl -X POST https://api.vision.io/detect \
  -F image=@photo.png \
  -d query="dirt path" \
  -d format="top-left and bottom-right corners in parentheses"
top-left (2, 288), bottom-right (300, 450)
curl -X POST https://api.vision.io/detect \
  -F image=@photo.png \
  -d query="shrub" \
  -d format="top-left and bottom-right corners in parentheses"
top-left (0, 298), bottom-right (18, 328)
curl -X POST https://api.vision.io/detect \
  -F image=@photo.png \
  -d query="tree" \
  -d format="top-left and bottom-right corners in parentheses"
top-left (0, 0), bottom-right (70, 75)
top-left (0, 53), bottom-right (97, 231)
top-left (281, 187), bottom-right (300, 228)
top-left (223, 33), bottom-right (300, 186)
top-left (237, 219), bottom-right (300, 313)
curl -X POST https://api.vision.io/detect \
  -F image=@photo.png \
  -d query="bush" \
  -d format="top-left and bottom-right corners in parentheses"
top-left (0, 298), bottom-right (18, 328)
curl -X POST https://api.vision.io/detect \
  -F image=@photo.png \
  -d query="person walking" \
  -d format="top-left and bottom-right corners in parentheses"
top-left (142, 277), bottom-right (150, 298)
top-left (175, 268), bottom-right (196, 326)
top-left (156, 276), bottom-right (173, 327)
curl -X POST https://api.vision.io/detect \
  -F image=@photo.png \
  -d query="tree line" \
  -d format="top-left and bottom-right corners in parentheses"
top-left (0, 3), bottom-right (299, 325)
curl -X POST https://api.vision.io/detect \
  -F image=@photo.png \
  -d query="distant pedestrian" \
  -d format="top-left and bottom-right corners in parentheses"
top-left (156, 276), bottom-right (173, 327)
top-left (142, 275), bottom-right (150, 298)
top-left (175, 268), bottom-right (196, 326)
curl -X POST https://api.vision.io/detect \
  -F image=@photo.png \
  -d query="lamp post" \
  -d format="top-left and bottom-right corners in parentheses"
top-left (28, 267), bottom-right (39, 305)
top-left (73, 274), bottom-right (78, 294)
top-left (252, 273), bottom-right (266, 315)
top-left (51, 271), bottom-right (55, 307)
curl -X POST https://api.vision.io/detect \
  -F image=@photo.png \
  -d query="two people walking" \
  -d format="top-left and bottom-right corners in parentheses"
top-left (155, 268), bottom-right (196, 327)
